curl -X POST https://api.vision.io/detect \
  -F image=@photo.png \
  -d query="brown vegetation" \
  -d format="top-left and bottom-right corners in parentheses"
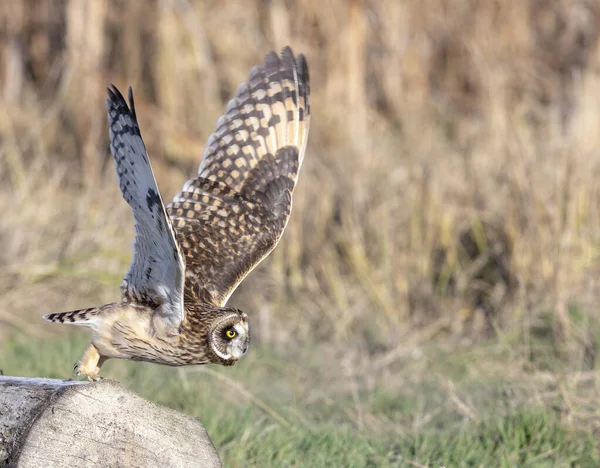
top-left (1, 0), bottom-right (600, 382)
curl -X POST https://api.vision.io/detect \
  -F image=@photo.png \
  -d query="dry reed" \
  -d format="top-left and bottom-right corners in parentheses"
top-left (1, 0), bottom-right (599, 369)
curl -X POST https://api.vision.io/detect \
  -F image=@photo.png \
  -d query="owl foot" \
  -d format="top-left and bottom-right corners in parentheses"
top-left (73, 343), bottom-right (106, 381)
top-left (73, 361), bottom-right (103, 381)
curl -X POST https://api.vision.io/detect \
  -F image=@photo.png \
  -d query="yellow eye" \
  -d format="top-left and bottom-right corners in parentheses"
top-left (226, 329), bottom-right (237, 339)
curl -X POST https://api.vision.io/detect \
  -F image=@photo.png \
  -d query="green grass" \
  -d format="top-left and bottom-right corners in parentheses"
top-left (1, 333), bottom-right (598, 467)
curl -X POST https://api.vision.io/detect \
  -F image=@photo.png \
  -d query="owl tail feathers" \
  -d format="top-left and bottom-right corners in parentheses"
top-left (43, 303), bottom-right (116, 326)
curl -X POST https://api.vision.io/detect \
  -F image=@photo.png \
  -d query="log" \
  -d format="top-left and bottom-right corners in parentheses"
top-left (0, 376), bottom-right (221, 468)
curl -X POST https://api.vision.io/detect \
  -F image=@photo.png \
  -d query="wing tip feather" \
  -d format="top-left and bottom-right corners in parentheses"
top-left (128, 86), bottom-right (137, 120)
top-left (106, 84), bottom-right (138, 121)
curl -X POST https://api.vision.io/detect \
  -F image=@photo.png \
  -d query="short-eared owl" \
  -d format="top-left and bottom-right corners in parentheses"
top-left (43, 47), bottom-right (310, 380)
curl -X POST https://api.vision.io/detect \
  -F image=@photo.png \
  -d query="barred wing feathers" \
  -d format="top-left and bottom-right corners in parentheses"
top-left (167, 47), bottom-right (310, 306)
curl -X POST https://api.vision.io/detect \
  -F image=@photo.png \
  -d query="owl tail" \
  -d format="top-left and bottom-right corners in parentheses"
top-left (43, 303), bottom-right (115, 326)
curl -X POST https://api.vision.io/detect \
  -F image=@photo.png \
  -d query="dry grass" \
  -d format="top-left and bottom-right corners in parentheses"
top-left (2, 0), bottom-right (600, 452)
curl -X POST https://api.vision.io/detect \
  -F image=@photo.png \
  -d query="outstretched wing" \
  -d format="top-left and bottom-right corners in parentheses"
top-left (167, 47), bottom-right (310, 306)
top-left (106, 86), bottom-right (185, 332)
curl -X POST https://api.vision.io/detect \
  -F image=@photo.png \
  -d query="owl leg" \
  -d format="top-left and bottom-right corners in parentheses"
top-left (74, 343), bottom-right (107, 381)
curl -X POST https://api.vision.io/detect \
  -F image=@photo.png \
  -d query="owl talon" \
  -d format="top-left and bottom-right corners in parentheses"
top-left (73, 361), bottom-right (103, 381)
top-left (73, 343), bottom-right (106, 381)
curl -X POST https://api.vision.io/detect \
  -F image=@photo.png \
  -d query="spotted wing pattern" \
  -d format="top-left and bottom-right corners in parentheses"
top-left (167, 47), bottom-right (310, 306)
top-left (106, 87), bottom-right (185, 331)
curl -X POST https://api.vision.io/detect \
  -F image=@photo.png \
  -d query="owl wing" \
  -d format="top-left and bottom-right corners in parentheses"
top-left (167, 47), bottom-right (310, 306)
top-left (106, 86), bottom-right (185, 331)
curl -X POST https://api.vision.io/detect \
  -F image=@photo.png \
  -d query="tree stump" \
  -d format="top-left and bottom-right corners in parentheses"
top-left (0, 376), bottom-right (221, 468)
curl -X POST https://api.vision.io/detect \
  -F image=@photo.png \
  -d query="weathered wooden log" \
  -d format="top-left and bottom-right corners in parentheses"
top-left (0, 376), bottom-right (221, 468)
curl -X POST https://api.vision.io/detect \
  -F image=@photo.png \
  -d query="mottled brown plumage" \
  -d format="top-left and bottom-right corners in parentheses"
top-left (42, 47), bottom-right (310, 380)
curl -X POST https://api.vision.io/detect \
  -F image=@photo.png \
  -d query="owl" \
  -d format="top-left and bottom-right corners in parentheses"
top-left (43, 47), bottom-right (310, 380)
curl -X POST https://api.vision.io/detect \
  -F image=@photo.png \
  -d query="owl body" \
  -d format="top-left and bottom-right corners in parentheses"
top-left (46, 303), bottom-right (248, 367)
top-left (42, 47), bottom-right (310, 380)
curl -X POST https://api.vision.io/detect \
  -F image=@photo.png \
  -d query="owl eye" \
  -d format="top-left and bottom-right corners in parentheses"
top-left (226, 329), bottom-right (237, 339)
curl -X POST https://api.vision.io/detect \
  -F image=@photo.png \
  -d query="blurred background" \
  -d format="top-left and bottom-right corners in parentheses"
top-left (1, 0), bottom-right (600, 465)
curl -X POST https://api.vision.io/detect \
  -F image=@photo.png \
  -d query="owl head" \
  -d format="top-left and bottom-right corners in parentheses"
top-left (208, 308), bottom-right (250, 364)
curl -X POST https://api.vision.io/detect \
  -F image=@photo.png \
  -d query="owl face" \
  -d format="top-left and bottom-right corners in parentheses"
top-left (208, 309), bottom-right (250, 363)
